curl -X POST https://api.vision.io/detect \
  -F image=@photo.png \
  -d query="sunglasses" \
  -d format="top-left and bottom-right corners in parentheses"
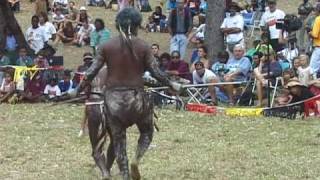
top-left (171, 56), bottom-right (179, 59)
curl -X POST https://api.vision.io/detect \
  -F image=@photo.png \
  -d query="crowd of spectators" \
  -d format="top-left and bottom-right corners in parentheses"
top-left (0, 0), bottom-right (319, 108)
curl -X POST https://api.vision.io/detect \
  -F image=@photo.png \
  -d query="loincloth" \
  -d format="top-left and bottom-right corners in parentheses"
top-left (104, 86), bottom-right (154, 128)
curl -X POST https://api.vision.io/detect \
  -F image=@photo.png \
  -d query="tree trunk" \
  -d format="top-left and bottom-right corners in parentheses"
top-left (205, 0), bottom-right (225, 60)
top-left (0, 0), bottom-right (32, 53)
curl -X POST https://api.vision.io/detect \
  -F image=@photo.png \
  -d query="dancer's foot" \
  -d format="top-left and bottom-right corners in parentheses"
top-left (131, 163), bottom-right (141, 180)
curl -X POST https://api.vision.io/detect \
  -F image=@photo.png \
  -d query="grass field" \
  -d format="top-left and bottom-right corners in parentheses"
top-left (1, 0), bottom-right (320, 179)
top-left (1, 104), bottom-right (320, 179)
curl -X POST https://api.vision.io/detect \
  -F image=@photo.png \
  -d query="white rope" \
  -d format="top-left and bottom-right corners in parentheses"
top-left (85, 101), bottom-right (104, 106)
top-left (148, 81), bottom-right (248, 91)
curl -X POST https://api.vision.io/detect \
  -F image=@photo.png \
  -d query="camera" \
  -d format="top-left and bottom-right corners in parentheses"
top-left (276, 14), bottom-right (302, 32)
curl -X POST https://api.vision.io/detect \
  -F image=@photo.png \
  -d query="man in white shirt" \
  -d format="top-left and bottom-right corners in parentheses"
top-left (260, 0), bottom-right (285, 52)
top-left (25, 15), bottom-right (48, 54)
top-left (220, 2), bottom-right (244, 53)
top-left (193, 61), bottom-right (219, 105)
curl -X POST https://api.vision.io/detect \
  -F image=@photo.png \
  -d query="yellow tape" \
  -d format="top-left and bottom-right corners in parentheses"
top-left (12, 66), bottom-right (40, 83)
top-left (225, 108), bottom-right (263, 117)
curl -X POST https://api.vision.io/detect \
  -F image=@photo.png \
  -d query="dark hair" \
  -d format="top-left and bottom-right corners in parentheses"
top-left (115, 8), bottom-right (142, 36)
top-left (171, 50), bottom-right (180, 57)
top-left (151, 43), bottom-right (159, 49)
top-left (194, 61), bottom-right (204, 67)
top-left (198, 45), bottom-right (208, 54)
top-left (95, 18), bottom-right (105, 29)
top-left (198, 39), bottom-right (204, 44)
top-left (253, 51), bottom-right (263, 59)
top-left (64, 70), bottom-right (72, 77)
top-left (217, 51), bottom-right (229, 59)
top-left (39, 11), bottom-right (49, 22)
top-left (155, 6), bottom-right (162, 14)
top-left (31, 15), bottom-right (39, 21)
top-left (69, 1), bottom-right (75, 5)
top-left (160, 52), bottom-right (171, 60)
top-left (49, 78), bottom-right (58, 84)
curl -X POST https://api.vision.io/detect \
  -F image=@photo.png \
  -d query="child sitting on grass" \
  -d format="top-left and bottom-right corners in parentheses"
top-left (44, 78), bottom-right (61, 101)
top-left (0, 73), bottom-right (15, 103)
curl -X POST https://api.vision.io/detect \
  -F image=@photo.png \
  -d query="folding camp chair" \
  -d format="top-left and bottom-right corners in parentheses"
top-left (251, 77), bottom-right (282, 107)
top-left (186, 87), bottom-right (208, 104)
top-left (246, 20), bottom-right (261, 38)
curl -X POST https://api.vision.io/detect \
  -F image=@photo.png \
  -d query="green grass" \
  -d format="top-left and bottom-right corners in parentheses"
top-left (3, 1), bottom-right (320, 179)
top-left (1, 104), bottom-right (320, 179)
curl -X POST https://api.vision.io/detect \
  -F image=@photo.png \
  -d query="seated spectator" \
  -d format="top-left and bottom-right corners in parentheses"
top-left (146, 16), bottom-right (157, 32)
top-left (19, 72), bottom-right (46, 103)
top-left (74, 52), bottom-right (93, 84)
top-left (0, 50), bottom-right (10, 66)
top-left (253, 51), bottom-right (282, 107)
top-left (297, 54), bottom-right (312, 87)
top-left (26, 15), bottom-right (49, 54)
top-left (151, 43), bottom-right (161, 62)
top-left (0, 73), bottom-right (15, 103)
top-left (74, 20), bottom-right (95, 47)
top-left (39, 12), bottom-right (56, 40)
top-left (190, 39), bottom-right (204, 64)
top-left (9, 0), bottom-right (20, 12)
top-left (166, 50), bottom-right (191, 83)
top-left (151, 6), bottom-right (167, 27)
top-left (76, 6), bottom-right (91, 30)
top-left (16, 47), bottom-right (34, 67)
top-left (224, 44), bottom-right (251, 105)
top-left (251, 51), bottom-right (263, 69)
top-left (52, 8), bottom-right (65, 30)
top-left (54, 21), bottom-right (76, 45)
top-left (44, 78), bottom-right (61, 101)
top-left (77, 52), bottom-right (93, 72)
top-left (287, 78), bottom-right (314, 104)
top-left (58, 70), bottom-right (74, 94)
top-left (275, 89), bottom-right (292, 107)
top-left (159, 52), bottom-right (171, 72)
top-left (193, 61), bottom-right (219, 105)
top-left (90, 18), bottom-right (110, 55)
top-left (34, 53), bottom-right (49, 68)
top-left (276, 51), bottom-right (291, 71)
top-left (190, 45), bottom-right (209, 71)
top-left (282, 69), bottom-right (295, 88)
top-left (292, 56), bottom-right (301, 77)
top-left (211, 51), bottom-right (229, 81)
top-left (0, 50), bottom-right (10, 85)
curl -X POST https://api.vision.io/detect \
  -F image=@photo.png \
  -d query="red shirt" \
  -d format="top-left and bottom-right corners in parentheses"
top-left (167, 60), bottom-right (191, 81)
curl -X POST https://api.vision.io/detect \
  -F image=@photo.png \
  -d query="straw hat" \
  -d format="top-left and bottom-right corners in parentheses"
top-left (287, 78), bottom-right (304, 88)
top-left (80, 6), bottom-right (87, 11)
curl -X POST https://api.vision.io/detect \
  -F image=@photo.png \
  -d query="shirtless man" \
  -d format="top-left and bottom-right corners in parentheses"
top-left (75, 8), bottom-right (181, 180)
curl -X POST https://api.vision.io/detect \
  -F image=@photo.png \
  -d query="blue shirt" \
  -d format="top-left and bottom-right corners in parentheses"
top-left (5, 35), bottom-right (17, 51)
top-left (58, 80), bottom-right (74, 93)
top-left (190, 49), bottom-right (199, 64)
top-left (226, 56), bottom-right (251, 81)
